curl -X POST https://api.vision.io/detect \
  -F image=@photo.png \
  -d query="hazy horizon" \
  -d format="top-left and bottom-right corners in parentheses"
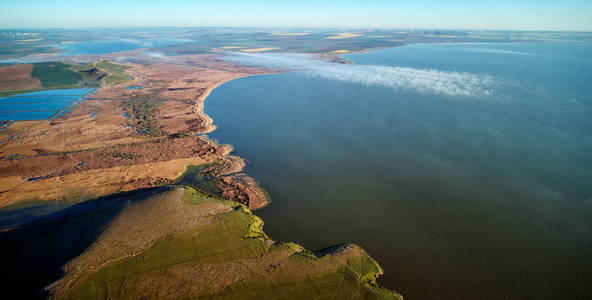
top-left (1, 0), bottom-right (591, 31)
top-left (0, 26), bottom-right (591, 33)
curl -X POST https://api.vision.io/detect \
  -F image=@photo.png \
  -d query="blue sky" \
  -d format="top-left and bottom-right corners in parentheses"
top-left (1, 0), bottom-right (591, 30)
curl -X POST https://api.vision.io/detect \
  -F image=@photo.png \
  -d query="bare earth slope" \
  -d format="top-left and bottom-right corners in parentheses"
top-left (0, 64), bottom-right (41, 91)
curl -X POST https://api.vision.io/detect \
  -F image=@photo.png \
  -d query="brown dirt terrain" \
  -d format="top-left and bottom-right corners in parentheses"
top-left (0, 55), bottom-right (271, 209)
top-left (0, 64), bottom-right (41, 91)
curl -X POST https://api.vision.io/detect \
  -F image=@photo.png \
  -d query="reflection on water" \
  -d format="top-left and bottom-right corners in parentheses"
top-left (206, 42), bottom-right (592, 299)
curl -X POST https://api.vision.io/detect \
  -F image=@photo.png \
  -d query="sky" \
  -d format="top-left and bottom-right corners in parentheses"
top-left (0, 0), bottom-right (591, 31)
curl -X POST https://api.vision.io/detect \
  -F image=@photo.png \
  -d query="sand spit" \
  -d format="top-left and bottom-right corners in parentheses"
top-left (240, 47), bottom-right (280, 52)
top-left (325, 33), bottom-right (364, 39)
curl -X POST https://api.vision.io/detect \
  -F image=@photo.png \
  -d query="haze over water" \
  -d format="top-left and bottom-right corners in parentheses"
top-left (207, 42), bottom-right (592, 299)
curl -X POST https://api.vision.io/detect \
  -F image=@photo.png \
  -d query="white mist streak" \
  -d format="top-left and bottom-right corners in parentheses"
top-left (222, 53), bottom-right (495, 97)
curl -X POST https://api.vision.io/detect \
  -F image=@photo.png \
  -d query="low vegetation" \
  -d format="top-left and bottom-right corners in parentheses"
top-left (0, 89), bottom-right (39, 97)
top-left (31, 62), bottom-right (82, 88)
top-left (107, 151), bottom-right (143, 160)
top-left (94, 60), bottom-right (132, 85)
top-left (46, 186), bottom-right (400, 299)
top-left (69, 60), bottom-right (132, 86)
top-left (123, 95), bottom-right (164, 136)
top-left (175, 163), bottom-right (223, 196)
top-left (5, 153), bottom-right (25, 161)
top-left (0, 60), bottom-right (134, 97)
top-left (169, 132), bottom-right (192, 139)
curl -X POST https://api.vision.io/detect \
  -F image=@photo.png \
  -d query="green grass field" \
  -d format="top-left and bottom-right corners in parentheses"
top-left (63, 187), bottom-right (400, 300)
top-left (94, 60), bottom-right (132, 85)
top-left (0, 60), bottom-right (134, 97)
top-left (69, 60), bottom-right (132, 86)
top-left (0, 60), bottom-right (133, 96)
top-left (31, 62), bottom-right (82, 88)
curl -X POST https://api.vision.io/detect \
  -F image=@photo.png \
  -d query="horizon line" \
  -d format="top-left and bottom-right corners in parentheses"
top-left (0, 26), bottom-right (591, 33)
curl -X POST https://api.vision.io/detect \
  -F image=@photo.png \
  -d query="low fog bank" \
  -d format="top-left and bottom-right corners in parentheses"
top-left (222, 52), bottom-right (496, 97)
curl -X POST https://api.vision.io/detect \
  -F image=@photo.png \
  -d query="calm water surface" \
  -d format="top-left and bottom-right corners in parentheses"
top-left (206, 42), bottom-right (592, 299)
top-left (0, 88), bottom-right (93, 120)
top-left (53, 38), bottom-right (190, 55)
